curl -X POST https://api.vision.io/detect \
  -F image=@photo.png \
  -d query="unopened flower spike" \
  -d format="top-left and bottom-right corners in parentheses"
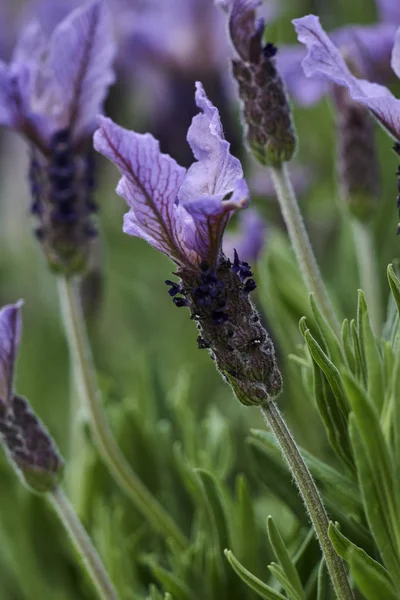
top-left (0, 0), bottom-right (115, 274)
top-left (94, 81), bottom-right (282, 406)
top-left (0, 302), bottom-right (64, 493)
top-left (218, 0), bottom-right (296, 166)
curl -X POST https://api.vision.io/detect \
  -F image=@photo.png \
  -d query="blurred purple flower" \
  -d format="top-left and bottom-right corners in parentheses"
top-left (223, 209), bottom-right (267, 264)
top-left (279, 0), bottom-right (400, 106)
top-left (0, 0), bottom-right (116, 272)
top-left (250, 163), bottom-right (311, 198)
top-left (0, 0), bottom-right (115, 149)
top-left (293, 15), bottom-right (400, 142)
top-left (94, 81), bottom-right (249, 268)
top-left (0, 301), bottom-right (22, 406)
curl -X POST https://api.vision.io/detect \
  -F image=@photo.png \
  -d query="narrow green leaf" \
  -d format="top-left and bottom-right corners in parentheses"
top-left (388, 264), bottom-right (400, 316)
top-left (357, 290), bottom-right (384, 411)
top-left (303, 328), bottom-right (350, 421)
top-left (348, 411), bottom-right (400, 587)
top-left (268, 563), bottom-right (303, 600)
top-left (267, 517), bottom-right (305, 600)
top-left (329, 521), bottom-right (393, 593)
top-left (349, 547), bottom-right (397, 600)
top-left (148, 584), bottom-right (165, 600)
top-left (350, 320), bottom-right (367, 384)
top-left (311, 362), bottom-right (354, 471)
top-left (195, 468), bottom-right (230, 554)
top-left (147, 563), bottom-right (196, 600)
top-left (235, 475), bottom-right (260, 573)
top-left (341, 319), bottom-right (356, 373)
top-left (224, 550), bottom-right (286, 600)
top-left (316, 560), bottom-right (328, 600)
top-left (309, 293), bottom-right (344, 366)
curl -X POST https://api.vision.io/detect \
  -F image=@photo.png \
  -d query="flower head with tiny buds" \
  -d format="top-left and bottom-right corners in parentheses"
top-left (94, 82), bottom-right (282, 406)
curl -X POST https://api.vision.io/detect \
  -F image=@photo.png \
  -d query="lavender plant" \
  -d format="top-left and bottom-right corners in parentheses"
top-left (1, 0), bottom-right (400, 599)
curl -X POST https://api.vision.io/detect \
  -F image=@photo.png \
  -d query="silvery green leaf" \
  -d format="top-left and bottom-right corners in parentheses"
top-left (224, 550), bottom-right (287, 599)
top-left (267, 517), bottom-right (305, 600)
top-left (309, 293), bottom-right (344, 366)
top-left (347, 396), bottom-right (400, 588)
top-left (329, 521), bottom-right (396, 599)
top-left (316, 560), bottom-right (328, 600)
top-left (357, 290), bottom-right (384, 412)
top-left (235, 474), bottom-right (260, 574)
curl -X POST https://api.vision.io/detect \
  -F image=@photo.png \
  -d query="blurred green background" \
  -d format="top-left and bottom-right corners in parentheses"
top-left (0, 0), bottom-right (399, 598)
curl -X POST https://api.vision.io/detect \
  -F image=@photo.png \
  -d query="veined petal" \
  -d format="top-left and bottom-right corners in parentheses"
top-left (0, 301), bottom-right (23, 406)
top-left (179, 81), bottom-right (244, 201)
top-left (293, 15), bottom-right (400, 140)
top-left (181, 177), bottom-right (249, 264)
top-left (49, 0), bottom-right (116, 139)
top-left (94, 116), bottom-right (188, 261)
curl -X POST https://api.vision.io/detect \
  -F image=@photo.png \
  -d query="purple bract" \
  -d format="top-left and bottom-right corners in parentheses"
top-left (293, 15), bottom-right (400, 142)
top-left (94, 81), bottom-right (250, 268)
top-left (0, 302), bottom-right (23, 406)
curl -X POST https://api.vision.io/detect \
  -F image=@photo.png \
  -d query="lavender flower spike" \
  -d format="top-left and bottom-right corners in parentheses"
top-left (95, 82), bottom-right (281, 407)
top-left (218, 0), bottom-right (296, 166)
top-left (0, 0), bottom-right (115, 274)
top-left (293, 15), bottom-right (400, 143)
top-left (0, 302), bottom-right (64, 493)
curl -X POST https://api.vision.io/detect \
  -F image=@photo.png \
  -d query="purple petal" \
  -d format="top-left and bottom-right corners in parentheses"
top-left (0, 63), bottom-right (19, 128)
top-left (49, 0), bottom-right (116, 140)
top-left (181, 177), bottom-right (249, 264)
top-left (94, 116), bottom-right (189, 262)
top-left (179, 81), bottom-right (244, 201)
top-left (392, 27), bottom-right (400, 79)
top-left (226, 0), bottom-right (261, 61)
top-left (293, 15), bottom-right (400, 140)
top-left (376, 0), bottom-right (400, 24)
top-left (223, 208), bottom-right (267, 263)
top-left (0, 301), bottom-right (23, 405)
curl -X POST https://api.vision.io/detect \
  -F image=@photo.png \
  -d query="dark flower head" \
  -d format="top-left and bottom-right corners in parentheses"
top-left (95, 82), bottom-right (281, 407)
top-left (218, 0), bottom-right (296, 166)
top-left (94, 81), bottom-right (249, 269)
top-left (0, 302), bottom-right (64, 493)
top-left (293, 15), bottom-right (400, 143)
top-left (0, 0), bottom-right (115, 274)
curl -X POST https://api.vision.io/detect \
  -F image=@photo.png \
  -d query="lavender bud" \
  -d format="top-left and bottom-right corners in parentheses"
top-left (333, 85), bottom-right (380, 222)
top-left (28, 132), bottom-right (98, 275)
top-left (0, 396), bottom-right (64, 493)
top-left (223, 0), bottom-right (296, 167)
top-left (175, 255), bottom-right (282, 406)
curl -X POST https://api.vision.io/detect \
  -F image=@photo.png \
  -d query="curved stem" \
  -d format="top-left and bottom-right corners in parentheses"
top-left (352, 219), bottom-right (382, 335)
top-left (270, 163), bottom-right (340, 335)
top-left (57, 276), bottom-right (188, 551)
top-left (48, 486), bottom-right (119, 600)
top-left (261, 400), bottom-right (354, 600)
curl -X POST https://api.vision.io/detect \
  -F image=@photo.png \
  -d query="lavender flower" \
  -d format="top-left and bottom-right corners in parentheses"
top-left (293, 15), bottom-right (400, 143)
top-left (0, 302), bottom-right (64, 492)
top-left (94, 81), bottom-right (282, 406)
top-left (218, 0), bottom-right (296, 167)
top-left (0, 0), bottom-right (115, 273)
top-left (280, 0), bottom-right (400, 107)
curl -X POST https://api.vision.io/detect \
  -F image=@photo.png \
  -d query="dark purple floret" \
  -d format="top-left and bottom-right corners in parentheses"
top-left (173, 297), bottom-right (189, 308)
top-left (263, 42), bottom-right (277, 59)
top-left (165, 280), bottom-right (183, 296)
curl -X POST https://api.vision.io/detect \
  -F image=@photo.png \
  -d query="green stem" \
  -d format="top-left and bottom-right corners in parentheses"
top-left (260, 400), bottom-right (354, 600)
top-left (352, 219), bottom-right (382, 335)
top-left (57, 275), bottom-right (188, 551)
top-left (270, 163), bottom-right (340, 335)
top-left (48, 486), bottom-right (119, 600)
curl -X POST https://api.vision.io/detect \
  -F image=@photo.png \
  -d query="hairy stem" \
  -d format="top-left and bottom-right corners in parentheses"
top-left (261, 400), bottom-right (354, 600)
top-left (352, 219), bottom-right (382, 335)
top-left (57, 275), bottom-right (188, 550)
top-left (270, 163), bottom-right (340, 334)
top-left (48, 486), bottom-right (119, 600)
